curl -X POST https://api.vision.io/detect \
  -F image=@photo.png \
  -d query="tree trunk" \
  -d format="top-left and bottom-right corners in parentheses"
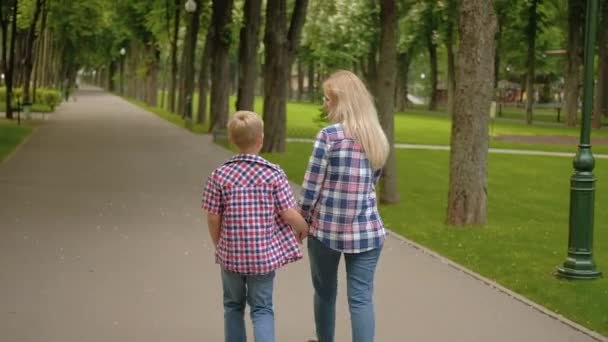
top-left (377, 0), bottom-right (399, 204)
top-left (428, 35), bottom-right (439, 111)
top-left (169, 0), bottom-right (180, 113)
top-left (446, 21), bottom-right (457, 117)
top-left (263, 0), bottom-right (289, 152)
top-left (236, 0), bottom-right (262, 111)
top-left (5, 1), bottom-right (18, 120)
top-left (593, 0), bottom-right (608, 128)
top-left (179, 3), bottom-right (201, 118)
top-left (0, 4), bottom-right (7, 87)
top-left (307, 59), bottom-right (315, 101)
top-left (396, 51), bottom-right (412, 111)
top-left (262, 0), bottom-right (309, 152)
top-left (197, 25), bottom-right (213, 124)
top-left (525, 0), bottom-right (539, 125)
top-left (146, 47), bottom-right (160, 107)
top-left (366, 38), bottom-right (378, 92)
top-left (494, 15), bottom-right (503, 89)
top-left (209, 0), bottom-right (234, 133)
top-left (565, 0), bottom-right (585, 127)
top-left (22, 0), bottom-right (44, 108)
top-left (297, 57), bottom-right (304, 101)
top-left (33, 4), bottom-right (49, 100)
top-left (446, 0), bottom-right (497, 225)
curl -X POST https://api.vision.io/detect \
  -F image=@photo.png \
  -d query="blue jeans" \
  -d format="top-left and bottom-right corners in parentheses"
top-left (308, 237), bottom-right (382, 342)
top-left (221, 269), bottom-right (275, 342)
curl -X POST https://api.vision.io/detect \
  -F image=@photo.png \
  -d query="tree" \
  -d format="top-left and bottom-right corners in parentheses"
top-left (377, 0), bottom-right (399, 204)
top-left (593, 0), bottom-right (608, 128)
top-left (197, 24), bottom-right (213, 124)
top-left (565, 0), bottom-right (584, 127)
top-left (22, 0), bottom-right (45, 110)
top-left (423, 1), bottom-right (440, 111)
top-left (446, 0), bottom-right (497, 225)
top-left (262, 0), bottom-right (308, 152)
top-left (3, 0), bottom-right (18, 120)
top-left (178, 0), bottom-right (201, 119)
top-left (524, 0), bottom-right (541, 124)
top-left (209, 0), bottom-right (234, 133)
top-left (444, 0), bottom-right (458, 116)
top-left (236, 0), bottom-right (262, 111)
top-left (168, 0), bottom-right (180, 113)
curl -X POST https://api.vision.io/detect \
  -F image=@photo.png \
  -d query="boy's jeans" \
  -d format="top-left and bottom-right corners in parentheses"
top-left (308, 237), bottom-right (382, 342)
top-left (221, 269), bottom-right (275, 342)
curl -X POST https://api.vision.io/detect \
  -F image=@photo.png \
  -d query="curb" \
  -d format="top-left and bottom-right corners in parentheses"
top-left (385, 230), bottom-right (608, 342)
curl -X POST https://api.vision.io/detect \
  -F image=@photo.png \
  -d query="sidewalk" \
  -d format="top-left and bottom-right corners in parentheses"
top-left (0, 87), bottom-right (604, 342)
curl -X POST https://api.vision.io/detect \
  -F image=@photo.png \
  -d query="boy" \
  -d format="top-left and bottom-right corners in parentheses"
top-left (202, 111), bottom-right (309, 342)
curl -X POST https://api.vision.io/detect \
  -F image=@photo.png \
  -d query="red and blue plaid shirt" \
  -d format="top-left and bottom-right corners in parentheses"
top-left (300, 124), bottom-right (386, 253)
top-left (202, 154), bottom-right (302, 274)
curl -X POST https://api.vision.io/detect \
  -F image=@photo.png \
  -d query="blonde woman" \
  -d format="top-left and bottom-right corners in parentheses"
top-left (300, 70), bottom-right (389, 342)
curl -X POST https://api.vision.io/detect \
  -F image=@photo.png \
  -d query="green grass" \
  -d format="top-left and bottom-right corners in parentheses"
top-left (263, 142), bottom-right (608, 336)
top-left (125, 97), bottom-right (209, 133)
top-left (0, 119), bottom-right (32, 162)
top-left (1, 102), bottom-right (54, 113)
top-left (155, 92), bottom-right (608, 152)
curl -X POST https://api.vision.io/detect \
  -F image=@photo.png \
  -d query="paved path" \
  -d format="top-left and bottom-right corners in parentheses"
top-left (1, 87), bottom-right (604, 342)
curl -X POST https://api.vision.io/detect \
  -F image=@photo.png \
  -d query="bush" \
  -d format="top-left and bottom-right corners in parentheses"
top-left (40, 89), bottom-right (61, 110)
top-left (0, 87), bottom-right (62, 111)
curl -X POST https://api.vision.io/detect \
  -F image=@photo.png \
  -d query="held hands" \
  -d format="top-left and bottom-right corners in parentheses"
top-left (294, 224), bottom-right (310, 243)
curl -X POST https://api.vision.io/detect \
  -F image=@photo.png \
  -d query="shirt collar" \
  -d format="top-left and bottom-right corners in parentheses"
top-left (224, 154), bottom-right (280, 172)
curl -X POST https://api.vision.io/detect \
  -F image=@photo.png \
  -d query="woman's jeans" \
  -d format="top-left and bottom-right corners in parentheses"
top-left (307, 237), bottom-right (382, 342)
top-left (222, 269), bottom-right (275, 342)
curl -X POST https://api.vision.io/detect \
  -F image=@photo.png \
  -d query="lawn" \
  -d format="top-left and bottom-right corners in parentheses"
top-left (0, 119), bottom-right (32, 162)
top-left (263, 143), bottom-right (608, 336)
top-left (1, 102), bottom-right (53, 113)
top-left (155, 93), bottom-right (608, 153)
top-left (126, 98), bottom-right (209, 134)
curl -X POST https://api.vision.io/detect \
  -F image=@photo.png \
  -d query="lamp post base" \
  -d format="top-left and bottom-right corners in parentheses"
top-left (557, 257), bottom-right (602, 280)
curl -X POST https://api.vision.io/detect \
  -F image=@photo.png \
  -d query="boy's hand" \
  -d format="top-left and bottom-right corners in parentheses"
top-left (294, 225), bottom-right (309, 243)
top-left (280, 208), bottom-right (309, 243)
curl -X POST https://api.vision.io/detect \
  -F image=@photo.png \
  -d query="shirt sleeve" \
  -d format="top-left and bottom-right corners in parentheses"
top-left (300, 129), bottom-right (330, 222)
top-left (202, 173), bottom-right (223, 215)
top-left (274, 170), bottom-right (297, 212)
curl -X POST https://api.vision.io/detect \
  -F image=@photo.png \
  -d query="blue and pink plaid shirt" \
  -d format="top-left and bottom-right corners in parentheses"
top-left (300, 124), bottom-right (386, 253)
top-left (202, 154), bottom-right (302, 275)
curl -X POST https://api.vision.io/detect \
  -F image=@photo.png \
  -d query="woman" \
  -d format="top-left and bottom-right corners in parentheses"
top-left (300, 70), bottom-right (389, 342)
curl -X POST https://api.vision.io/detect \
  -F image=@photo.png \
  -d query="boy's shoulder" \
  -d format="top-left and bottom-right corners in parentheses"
top-left (211, 154), bottom-right (286, 182)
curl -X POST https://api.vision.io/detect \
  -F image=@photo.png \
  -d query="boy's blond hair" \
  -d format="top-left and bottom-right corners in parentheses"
top-left (227, 111), bottom-right (264, 150)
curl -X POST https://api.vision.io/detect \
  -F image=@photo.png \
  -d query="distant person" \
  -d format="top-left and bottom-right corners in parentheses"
top-left (300, 70), bottom-right (389, 342)
top-left (202, 110), bottom-right (309, 342)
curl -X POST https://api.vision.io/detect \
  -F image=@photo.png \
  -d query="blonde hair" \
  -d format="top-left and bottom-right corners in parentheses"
top-left (323, 70), bottom-right (389, 170)
top-left (227, 111), bottom-right (264, 150)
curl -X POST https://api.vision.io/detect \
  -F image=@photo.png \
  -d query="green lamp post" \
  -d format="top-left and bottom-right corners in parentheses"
top-left (557, 0), bottom-right (602, 280)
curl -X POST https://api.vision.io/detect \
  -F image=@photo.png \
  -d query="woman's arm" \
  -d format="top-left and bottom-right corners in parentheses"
top-left (300, 130), bottom-right (330, 222)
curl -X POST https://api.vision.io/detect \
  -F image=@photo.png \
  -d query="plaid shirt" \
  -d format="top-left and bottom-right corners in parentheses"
top-left (202, 154), bottom-right (302, 274)
top-left (300, 124), bottom-right (386, 253)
